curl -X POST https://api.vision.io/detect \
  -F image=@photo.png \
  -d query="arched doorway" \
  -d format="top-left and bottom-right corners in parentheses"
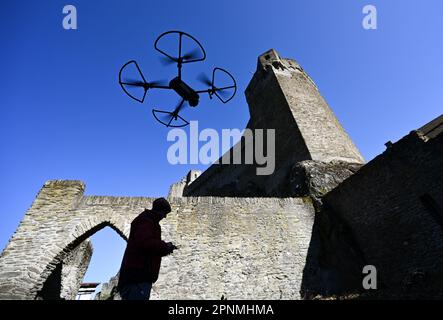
top-left (78, 226), bottom-right (126, 299)
top-left (36, 221), bottom-right (127, 300)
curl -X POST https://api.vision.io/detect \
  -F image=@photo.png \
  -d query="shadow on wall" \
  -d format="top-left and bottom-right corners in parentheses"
top-left (300, 117), bottom-right (443, 299)
top-left (300, 205), bottom-right (368, 299)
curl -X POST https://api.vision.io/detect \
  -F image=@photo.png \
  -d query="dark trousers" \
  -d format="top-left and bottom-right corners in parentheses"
top-left (119, 282), bottom-right (152, 300)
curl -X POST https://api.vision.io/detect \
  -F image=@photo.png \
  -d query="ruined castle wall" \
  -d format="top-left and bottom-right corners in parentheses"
top-left (60, 240), bottom-right (93, 300)
top-left (168, 180), bottom-right (187, 198)
top-left (0, 180), bottom-right (316, 299)
top-left (324, 129), bottom-right (443, 297)
top-left (35, 239), bottom-right (93, 300)
top-left (0, 181), bottom-right (89, 299)
top-left (151, 196), bottom-right (315, 299)
top-left (274, 58), bottom-right (364, 164)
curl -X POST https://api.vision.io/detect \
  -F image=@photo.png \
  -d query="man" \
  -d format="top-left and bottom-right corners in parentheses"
top-left (117, 197), bottom-right (177, 300)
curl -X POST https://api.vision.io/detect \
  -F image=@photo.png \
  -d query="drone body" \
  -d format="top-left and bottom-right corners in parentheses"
top-left (118, 31), bottom-right (237, 127)
top-left (169, 77), bottom-right (199, 107)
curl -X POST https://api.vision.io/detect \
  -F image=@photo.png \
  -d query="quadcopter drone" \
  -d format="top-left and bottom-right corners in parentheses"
top-left (118, 31), bottom-right (237, 127)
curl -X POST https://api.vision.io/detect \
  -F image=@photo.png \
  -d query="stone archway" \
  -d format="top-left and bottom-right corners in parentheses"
top-left (0, 181), bottom-right (135, 299)
top-left (35, 220), bottom-right (127, 300)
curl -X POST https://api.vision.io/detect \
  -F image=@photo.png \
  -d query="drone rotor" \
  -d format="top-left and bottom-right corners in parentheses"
top-left (119, 60), bottom-right (169, 103)
top-left (197, 73), bottom-right (212, 87)
top-left (154, 31), bottom-right (206, 78)
top-left (196, 67), bottom-right (237, 103)
top-left (152, 99), bottom-right (190, 128)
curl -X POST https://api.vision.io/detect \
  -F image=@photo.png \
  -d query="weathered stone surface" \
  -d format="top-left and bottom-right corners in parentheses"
top-left (0, 183), bottom-right (315, 300)
top-left (60, 240), bottom-right (93, 300)
top-left (34, 240), bottom-right (92, 300)
top-left (95, 273), bottom-right (119, 300)
top-left (168, 170), bottom-right (201, 197)
top-left (290, 160), bottom-right (363, 204)
top-left (323, 118), bottom-right (443, 299)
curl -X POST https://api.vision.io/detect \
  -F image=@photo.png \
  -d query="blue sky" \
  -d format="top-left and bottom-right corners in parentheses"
top-left (1, 1), bottom-right (442, 288)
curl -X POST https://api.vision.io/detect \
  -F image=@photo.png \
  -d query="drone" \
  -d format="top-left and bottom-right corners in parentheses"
top-left (118, 31), bottom-right (237, 127)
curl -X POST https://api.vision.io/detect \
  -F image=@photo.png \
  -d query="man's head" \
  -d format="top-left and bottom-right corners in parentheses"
top-left (151, 197), bottom-right (171, 220)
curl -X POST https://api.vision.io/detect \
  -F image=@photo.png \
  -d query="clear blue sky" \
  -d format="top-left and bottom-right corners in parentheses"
top-left (1, 0), bottom-right (442, 288)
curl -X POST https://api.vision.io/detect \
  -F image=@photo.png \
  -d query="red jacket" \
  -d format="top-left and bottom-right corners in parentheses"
top-left (118, 210), bottom-right (171, 288)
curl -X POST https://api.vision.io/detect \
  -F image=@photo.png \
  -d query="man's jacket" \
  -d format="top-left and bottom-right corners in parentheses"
top-left (118, 210), bottom-right (171, 288)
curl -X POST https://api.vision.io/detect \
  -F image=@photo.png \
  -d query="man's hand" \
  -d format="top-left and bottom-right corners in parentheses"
top-left (166, 242), bottom-right (178, 255)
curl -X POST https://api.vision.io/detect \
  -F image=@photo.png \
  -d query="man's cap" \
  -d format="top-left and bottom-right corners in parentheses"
top-left (152, 197), bottom-right (172, 214)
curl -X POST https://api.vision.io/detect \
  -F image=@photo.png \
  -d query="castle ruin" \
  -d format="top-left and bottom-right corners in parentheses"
top-left (0, 49), bottom-right (442, 299)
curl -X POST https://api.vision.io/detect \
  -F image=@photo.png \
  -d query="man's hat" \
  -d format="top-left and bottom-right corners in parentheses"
top-left (152, 197), bottom-right (172, 214)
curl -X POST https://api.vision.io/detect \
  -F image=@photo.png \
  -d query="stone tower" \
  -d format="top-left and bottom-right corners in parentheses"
top-left (184, 49), bottom-right (364, 197)
top-left (250, 49), bottom-right (364, 163)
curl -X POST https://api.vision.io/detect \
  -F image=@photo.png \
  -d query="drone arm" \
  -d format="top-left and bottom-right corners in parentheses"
top-left (195, 85), bottom-right (236, 94)
top-left (120, 82), bottom-right (143, 86)
top-left (149, 85), bottom-right (171, 90)
top-left (195, 89), bottom-right (212, 94)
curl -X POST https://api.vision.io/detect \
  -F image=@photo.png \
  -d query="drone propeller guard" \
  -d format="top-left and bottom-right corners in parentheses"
top-left (152, 108), bottom-right (190, 128)
top-left (211, 67), bottom-right (237, 104)
top-left (118, 60), bottom-right (148, 103)
top-left (154, 30), bottom-right (206, 65)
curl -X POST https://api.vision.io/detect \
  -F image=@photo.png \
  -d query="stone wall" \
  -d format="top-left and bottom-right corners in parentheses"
top-left (168, 178), bottom-right (187, 198)
top-left (60, 240), bottom-right (93, 300)
top-left (0, 180), bottom-right (88, 299)
top-left (151, 197), bottom-right (315, 299)
top-left (35, 240), bottom-right (92, 300)
top-left (169, 170), bottom-right (201, 197)
top-left (95, 273), bottom-right (119, 300)
top-left (290, 160), bottom-right (363, 203)
top-left (0, 180), bottom-right (316, 299)
top-left (324, 117), bottom-right (443, 298)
